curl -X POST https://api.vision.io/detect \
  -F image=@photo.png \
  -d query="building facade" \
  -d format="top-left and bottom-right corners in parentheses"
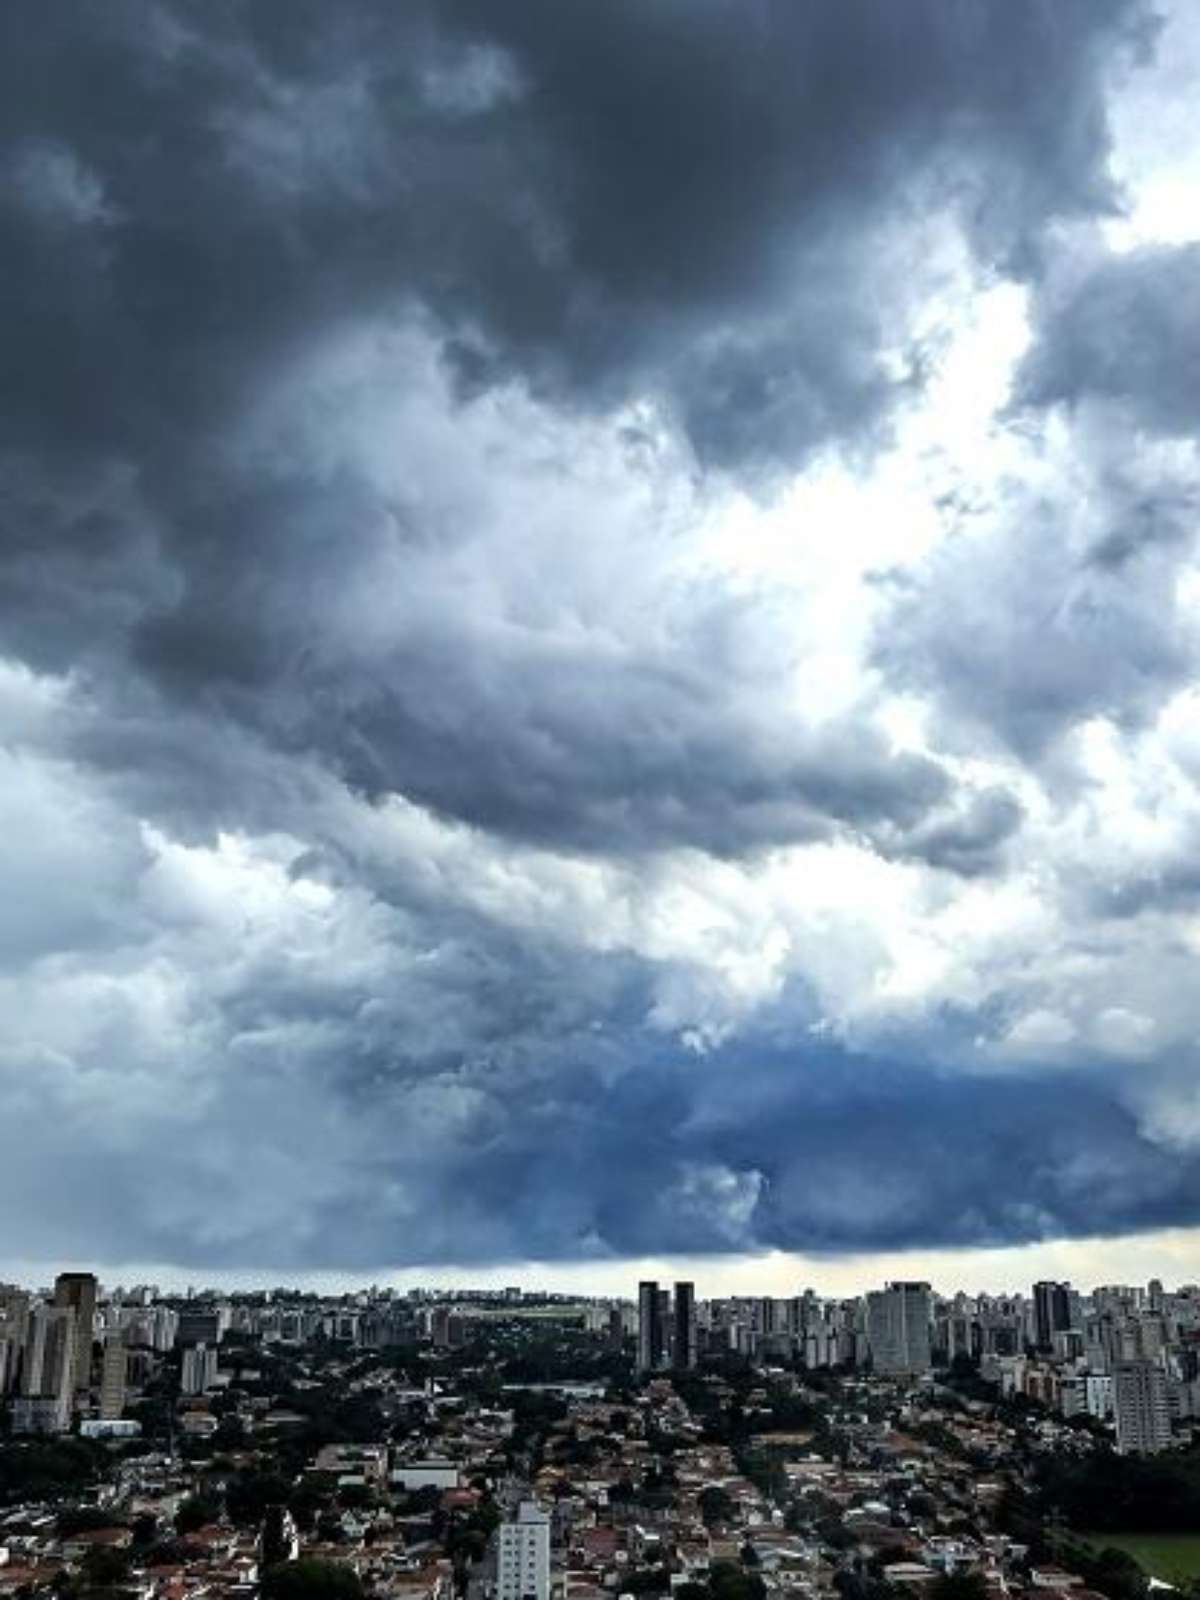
top-left (866, 1282), bottom-right (932, 1374)
top-left (1114, 1359), bottom-right (1172, 1454)
top-left (497, 1501), bottom-right (551, 1600)
top-left (637, 1280), bottom-right (664, 1373)
top-left (53, 1273), bottom-right (97, 1398)
top-left (673, 1281), bottom-right (697, 1370)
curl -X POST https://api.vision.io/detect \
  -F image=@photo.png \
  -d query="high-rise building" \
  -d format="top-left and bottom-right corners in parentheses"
top-left (181, 1342), bottom-right (220, 1396)
top-left (866, 1282), bottom-right (932, 1374)
top-left (0, 1288), bottom-right (29, 1398)
top-left (15, 1304), bottom-right (76, 1433)
top-left (99, 1335), bottom-right (127, 1421)
top-left (1033, 1281), bottom-right (1072, 1351)
top-left (497, 1502), bottom-right (551, 1600)
top-left (638, 1280), bottom-right (664, 1373)
top-left (53, 1273), bottom-right (97, 1397)
top-left (673, 1282), bottom-right (697, 1370)
top-left (1114, 1359), bottom-right (1172, 1455)
top-left (657, 1287), bottom-right (672, 1361)
top-left (176, 1307), bottom-right (222, 1348)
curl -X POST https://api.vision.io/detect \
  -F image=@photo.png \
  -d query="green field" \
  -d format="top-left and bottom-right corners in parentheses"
top-left (1080, 1533), bottom-right (1200, 1585)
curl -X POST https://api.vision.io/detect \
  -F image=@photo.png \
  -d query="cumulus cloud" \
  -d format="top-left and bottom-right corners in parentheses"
top-left (5, 0), bottom-right (1200, 1275)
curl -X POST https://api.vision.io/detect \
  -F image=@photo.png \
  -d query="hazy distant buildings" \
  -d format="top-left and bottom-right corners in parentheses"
top-left (867, 1282), bottom-right (932, 1374)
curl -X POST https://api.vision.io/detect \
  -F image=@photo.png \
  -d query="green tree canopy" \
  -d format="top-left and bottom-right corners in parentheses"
top-left (175, 1494), bottom-right (221, 1535)
top-left (261, 1558), bottom-right (364, 1600)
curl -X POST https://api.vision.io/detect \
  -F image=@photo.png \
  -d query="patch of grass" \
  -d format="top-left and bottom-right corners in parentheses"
top-left (1080, 1533), bottom-right (1200, 1585)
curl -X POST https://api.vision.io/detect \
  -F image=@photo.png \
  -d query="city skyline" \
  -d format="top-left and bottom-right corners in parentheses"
top-left (3, 1239), bottom-right (1200, 1304)
top-left (5, 2), bottom-right (1200, 1280)
top-left (4, 1261), bottom-right (1197, 1596)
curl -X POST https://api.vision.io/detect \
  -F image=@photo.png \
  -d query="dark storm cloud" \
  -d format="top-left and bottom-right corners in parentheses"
top-left (0, 0), bottom-right (1152, 854)
top-left (332, 1048), bottom-right (1200, 1266)
top-left (0, 0), bottom-right (1150, 505)
top-left (4, 0), bottom-right (1193, 1275)
top-left (10, 1007), bottom-right (1199, 1271)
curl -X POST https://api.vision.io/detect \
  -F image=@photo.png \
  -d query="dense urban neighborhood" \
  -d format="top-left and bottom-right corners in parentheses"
top-left (3, 1277), bottom-right (1200, 1600)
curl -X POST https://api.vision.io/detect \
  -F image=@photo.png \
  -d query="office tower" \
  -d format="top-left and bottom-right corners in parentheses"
top-left (638, 1280), bottom-right (664, 1373)
top-left (53, 1272), bottom-right (97, 1397)
top-left (99, 1334), bottom-right (127, 1421)
top-left (497, 1502), bottom-right (551, 1600)
top-left (673, 1282), bottom-right (697, 1370)
top-left (1114, 1359), bottom-right (1172, 1454)
top-left (1033, 1280), bottom-right (1072, 1351)
top-left (181, 1342), bottom-right (220, 1396)
top-left (866, 1282), bottom-right (932, 1374)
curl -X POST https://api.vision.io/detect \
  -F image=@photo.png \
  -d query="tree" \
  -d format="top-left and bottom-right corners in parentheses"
top-left (0, 1440), bottom-right (100, 1504)
top-left (130, 1514), bottom-right (158, 1549)
top-left (709, 1561), bottom-right (766, 1600)
top-left (930, 1575), bottom-right (989, 1600)
top-left (699, 1486), bottom-right (735, 1528)
top-left (289, 1481), bottom-right (330, 1533)
top-left (176, 1495), bottom-right (221, 1535)
top-left (622, 1569), bottom-right (671, 1595)
top-left (145, 1540), bottom-right (194, 1567)
top-left (80, 1546), bottom-right (131, 1589)
top-left (225, 1472), bottom-right (291, 1527)
top-left (261, 1559), bottom-right (364, 1600)
top-left (59, 1510), bottom-right (126, 1537)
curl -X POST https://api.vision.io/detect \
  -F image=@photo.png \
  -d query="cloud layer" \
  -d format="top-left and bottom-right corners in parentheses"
top-left (4, 0), bottom-right (1200, 1274)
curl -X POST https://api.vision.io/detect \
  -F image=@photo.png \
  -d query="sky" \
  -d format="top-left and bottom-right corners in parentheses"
top-left (4, 0), bottom-right (1200, 1294)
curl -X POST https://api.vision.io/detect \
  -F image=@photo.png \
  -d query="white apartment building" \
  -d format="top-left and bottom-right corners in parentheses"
top-left (497, 1501), bottom-right (551, 1600)
top-left (181, 1342), bottom-right (219, 1396)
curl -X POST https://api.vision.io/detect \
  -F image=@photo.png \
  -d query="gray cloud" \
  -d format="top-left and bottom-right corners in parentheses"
top-left (879, 786), bottom-right (1025, 878)
top-left (5, 0), bottom-right (1200, 1275)
top-left (876, 457), bottom-right (1198, 760)
top-left (1019, 242), bottom-right (1200, 436)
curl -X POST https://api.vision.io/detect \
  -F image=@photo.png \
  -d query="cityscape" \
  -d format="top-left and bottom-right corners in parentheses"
top-left (7, 5), bottom-right (1200, 1600)
top-left (2, 1272), bottom-right (1200, 1600)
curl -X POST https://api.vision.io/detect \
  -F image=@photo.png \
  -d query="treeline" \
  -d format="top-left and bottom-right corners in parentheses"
top-left (1033, 1445), bottom-right (1200, 1533)
top-left (0, 1438), bottom-right (104, 1504)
